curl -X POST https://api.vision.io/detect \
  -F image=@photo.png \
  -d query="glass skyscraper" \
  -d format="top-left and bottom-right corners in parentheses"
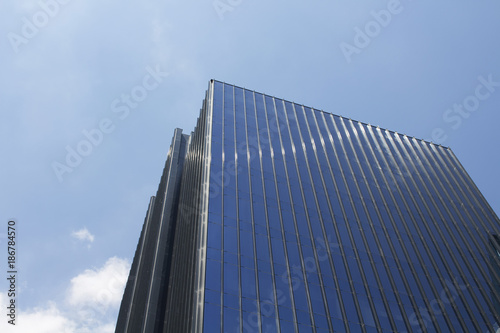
top-left (116, 80), bottom-right (500, 332)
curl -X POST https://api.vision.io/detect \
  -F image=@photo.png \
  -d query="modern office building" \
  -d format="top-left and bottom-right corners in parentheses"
top-left (115, 80), bottom-right (500, 332)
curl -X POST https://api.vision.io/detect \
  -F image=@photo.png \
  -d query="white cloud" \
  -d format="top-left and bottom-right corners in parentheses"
top-left (72, 227), bottom-right (95, 246)
top-left (67, 257), bottom-right (129, 311)
top-left (0, 294), bottom-right (77, 333)
top-left (0, 257), bottom-right (130, 333)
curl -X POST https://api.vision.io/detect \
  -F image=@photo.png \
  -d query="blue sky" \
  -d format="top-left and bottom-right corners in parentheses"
top-left (1, 0), bottom-right (499, 331)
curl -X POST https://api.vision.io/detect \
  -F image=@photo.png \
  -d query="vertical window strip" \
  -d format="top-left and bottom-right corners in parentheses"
top-left (389, 132), bottom-right (485, 331)
top-left (309, 108), bottom-right (382, 331)
top-left (440, 146), bottom-right (500, 287)
top-left (371, 127), bottom-right (468, 331)
top-left (255, 92), bottom-right (280, 331)
top-left (331, 116), bottom-right (416, 332)
top-left (232, 85), bottom-right (243, 332)
top-left (310, 111), bottom-right (363, 329)
top-left (360, 123), bottom-right (450, 332)
top-left (343, 118), bottom-right (436, 331)
top-left (273, 97), bottom-right (317, 331)
top-left (267, 95), bottom-right (300, 331)
top-left (444, 148), bottom-right (500, 231)
top-left (354, 122), bottom-right (447, 331)
top-left (196, 82), bottom-right (215, 333)
top-left (291, 104), bottom-right (338, 332)
top-left (410, 139), bottom-right (496, 327)
top-left (248, 89), bottom-right (263, 333)
top-left (219, 82), bottom-right (227, 333)
top-left (343, 117), bottom-right (424, 330)
top-left (316, 112), bottom-right (376, 330)
top-left (320, 113), bottom-right (388, 331)
top-left (434, 144), bottom-right (500, 243)
top-left (280, 100), bottom-right (318, 330)
top-left (374, 127), bottom-right (465, 331)
top-left (411, 139), bottom-right (500, 329)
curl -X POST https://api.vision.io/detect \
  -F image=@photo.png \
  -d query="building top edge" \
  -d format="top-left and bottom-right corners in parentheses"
top-left (210, 79), bottom-right (451, 151)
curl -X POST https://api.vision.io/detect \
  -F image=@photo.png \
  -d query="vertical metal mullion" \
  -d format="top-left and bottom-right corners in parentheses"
top-left (437, 144), bottom-right (500, 254)
top-left (310, 110), bottom-right (357, 329)
top-left (123, 196), bottom-right (155, 332)
top-left (260, 95), bottom-right (281, 331)
top-left (330, 116), bottom-right (413, 332)
top-left (445, 148), bottom-right (500, 231)
top-left (435, 144), bottom-right (500, 286)
top-left (299, 106), bottom-right (362, 332)
top-left (186, 115), bottom-right (203, 332)
top-left (441, 146), bottom-right (500, 279)
top-left (238, 86), bottom-right (248, 333)
top-left (280, 101), bottom-right (318, 331)
top-left (368, 126), bottom-right (459, 331)
top-left (354, 122), bottom-right (443, 332)
top-left (192, 119), bottom-right (203, 331)
top-left (372, 127), bottom-right (467, 331)
top-left (144, 138), bottom-right (181, 332)
top-left (232, 85), bottom-right (243, 333)
top-left (362, 124), bottom-right (449, 332)
top-left (220, 83), bottom-right (226, 333)
top-left (196, 81), bottom-right (215, 333)
top-left (406, 138), bottom-right (496, 329)
top-left (340, 117), bottom-right (414, 331)
top-left (270, 97), bottom-right (299, 331)
top-left (321, 113), bottom-right (382, 332)
top-left (412, 139), bottom-right (500, 329)
top-left (254, 92), bottom-right (277, 329)
top-left (249, 90), bottom-right (263, 333)
top-left (366, 125), bottom-right (463, 331)
top-left (389, 133), bottom-right (486, 331)
top-left (291, 104), bottom-right (336, 331)
top-left (345, 118), bottom-right (433, 331)
top-left (275, 98), bottom-right (316, 331)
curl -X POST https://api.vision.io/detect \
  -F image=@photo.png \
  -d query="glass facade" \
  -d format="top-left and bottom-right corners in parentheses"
top-left (116, 80), bottom-right (500, 333)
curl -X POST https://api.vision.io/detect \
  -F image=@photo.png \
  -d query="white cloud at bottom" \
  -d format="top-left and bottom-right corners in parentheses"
top-left (0, 257), bottom-right (130, 333)
top-left (67, 256), bottom-right (129, 310)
